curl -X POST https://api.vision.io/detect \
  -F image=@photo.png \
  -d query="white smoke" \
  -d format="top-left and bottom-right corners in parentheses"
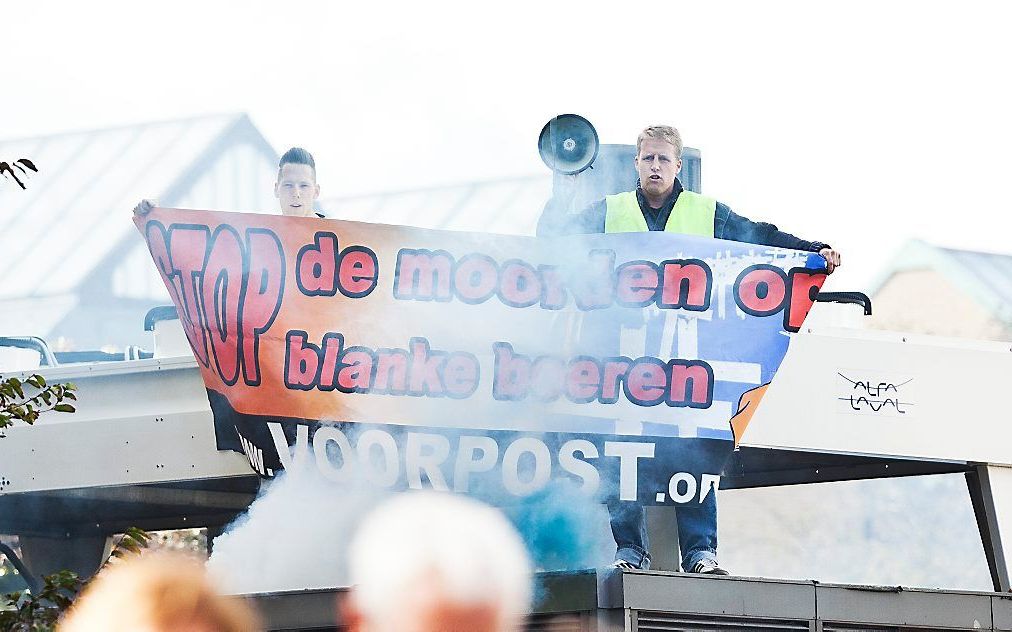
top-left (207, 460), bottom-right (613, 595)
top-left (207, 466), bottom-right (391, 594)
top-left (206, 233), bottom-right (756, 594)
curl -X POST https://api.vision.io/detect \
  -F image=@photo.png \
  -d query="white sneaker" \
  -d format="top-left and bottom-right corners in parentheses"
top-left (690, 559), bottom-right (730, 575)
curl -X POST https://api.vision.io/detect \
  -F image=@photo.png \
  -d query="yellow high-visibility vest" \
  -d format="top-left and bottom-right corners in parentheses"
top-left (604, 190), bottom-right (716, 236)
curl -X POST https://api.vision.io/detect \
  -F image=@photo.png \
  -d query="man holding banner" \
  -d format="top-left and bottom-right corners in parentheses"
top-left (133, 146), bottom-right (325, 218)
top-left (274, 147), bottom-right (326, 218)
top-left (132, 127), bottom-right (835, 584)
top-left (538, 125), bottom-right (841, 575)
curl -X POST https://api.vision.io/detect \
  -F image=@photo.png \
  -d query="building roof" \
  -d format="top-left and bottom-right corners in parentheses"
top-left (0, 113), bottom-right (276, 300)
top-left (868, 239), bottom-right (1012, 325)
top-left (320, 174), bottom-right (552, 235)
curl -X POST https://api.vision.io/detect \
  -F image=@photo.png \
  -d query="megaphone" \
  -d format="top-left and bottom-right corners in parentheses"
top-left (538, 114), bottom-right (599, 175)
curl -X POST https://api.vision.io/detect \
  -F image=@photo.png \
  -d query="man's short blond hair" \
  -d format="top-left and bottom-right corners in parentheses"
top-left (59, 552), bottom-right (261, 632)
top-left (637, 125), bottom-right (683, 158)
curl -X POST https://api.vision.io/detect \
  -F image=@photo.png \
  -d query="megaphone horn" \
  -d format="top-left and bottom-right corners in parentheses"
top-left (538, 114), bottom-right (599, 175)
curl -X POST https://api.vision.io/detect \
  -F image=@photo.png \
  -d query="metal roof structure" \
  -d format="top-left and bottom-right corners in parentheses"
top-left (320, 174), bottom-right (552, 235)
top-left (0, 113), bottom-right (277, 298)
top-left (868, 238), bottom-right (1012, 326)
top-left (316, 144), bottom-right (699, 236)
top-left (0, 113), bottom-right (279, 350)
top-left (0, 114), bottom-right (550, 352)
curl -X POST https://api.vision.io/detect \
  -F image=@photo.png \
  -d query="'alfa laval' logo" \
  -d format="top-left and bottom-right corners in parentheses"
top-left (837, 372), bottom-right (913, 414)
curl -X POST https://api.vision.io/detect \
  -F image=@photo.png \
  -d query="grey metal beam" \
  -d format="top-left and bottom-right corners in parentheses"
top-left (243, 571), bottom-right (1012, 632)
top-left (815, 582), bottom-right (993, 629)
top-left (34, 485), bottom-right (256, 510)
top-left (599, 570), bottom-right (817, 620)
top-left (967, 465), bottom-right (1012, 592)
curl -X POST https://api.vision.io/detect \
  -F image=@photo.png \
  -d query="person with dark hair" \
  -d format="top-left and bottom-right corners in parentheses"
top-left (132, 146), bottom-right (326, 218)
top-left (538, 124), bottom-right (841, 576)
top-left (275, 146), bottom-right (325, 218)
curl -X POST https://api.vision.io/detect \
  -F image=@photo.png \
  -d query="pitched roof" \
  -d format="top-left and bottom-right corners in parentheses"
top-left (869, 239), bottom-right (1012, 324)
top-left (320, 174), bottom-right (552, 235)
top-left (0, 113), bottom-right (276, 299)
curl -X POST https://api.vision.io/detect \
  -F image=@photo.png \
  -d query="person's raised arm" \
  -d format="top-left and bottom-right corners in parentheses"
top-left (536, 174), bottom-right (612, 237)
top-left (717, 205), bottom-right (842, 273)
top-left (536, 174), bottom-right (579, 237)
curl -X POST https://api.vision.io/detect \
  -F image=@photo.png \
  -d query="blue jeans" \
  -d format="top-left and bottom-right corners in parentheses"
top-left (608, 492), bottom-right (718, 571)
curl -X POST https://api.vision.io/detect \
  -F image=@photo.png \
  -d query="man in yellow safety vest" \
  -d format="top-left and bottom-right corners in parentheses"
top-left (537, 125), bottom-right (841, 575)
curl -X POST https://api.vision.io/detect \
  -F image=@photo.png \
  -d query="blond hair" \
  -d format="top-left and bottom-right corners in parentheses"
top-left (59, 552), bottom-right (261, 632)
top-left (636, 125), bottom-right (683, 158)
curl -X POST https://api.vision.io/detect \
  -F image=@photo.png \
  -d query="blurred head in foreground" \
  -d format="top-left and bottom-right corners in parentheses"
top-left (59, 552), bottom-right (261, 632)
top-left (344, 492), bottom-right (533, 632)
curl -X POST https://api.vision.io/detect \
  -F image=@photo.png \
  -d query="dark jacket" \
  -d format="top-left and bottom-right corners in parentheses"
top-left (536, 179), bottom-right (830, 253)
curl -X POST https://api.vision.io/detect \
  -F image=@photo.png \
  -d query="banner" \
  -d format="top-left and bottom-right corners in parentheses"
top-left (135, 209), bottom-right (826, 505)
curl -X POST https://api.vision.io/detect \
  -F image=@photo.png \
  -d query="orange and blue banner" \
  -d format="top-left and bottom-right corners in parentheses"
top-left (135, 208), bottom-right (826, 504)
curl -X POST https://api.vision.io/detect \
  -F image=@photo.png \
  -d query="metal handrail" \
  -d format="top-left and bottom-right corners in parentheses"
top-left (0, 542), bottom-right (41, 594)
top-left (143, 306), bottom-right (179, 332)
top-left (0, 336), bottom-right (58, 367)
top-left (815, 291), bottom-right (873, 316)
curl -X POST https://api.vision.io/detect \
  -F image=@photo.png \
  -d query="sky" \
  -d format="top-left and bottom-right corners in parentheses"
top-left (3, 0), bottom-right (1011, 290)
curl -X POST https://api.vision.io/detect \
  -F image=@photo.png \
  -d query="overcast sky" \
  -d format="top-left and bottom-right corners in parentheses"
top-left (4, 1), bottom-right (1011, 289)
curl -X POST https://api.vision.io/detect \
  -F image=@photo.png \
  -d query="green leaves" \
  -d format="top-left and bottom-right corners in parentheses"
top-left (0, 570), bottom-right (82, 631)
top-left (0, 529), bottom-right (153, 631)
top-left (108, 527), bottom-right (151, 559)
top-left (0, 375), bottom-right (90, 629)
top-left (23, 375), bottom-right (45, 390)
top-left (0, 375), bottom-right (78, 434)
